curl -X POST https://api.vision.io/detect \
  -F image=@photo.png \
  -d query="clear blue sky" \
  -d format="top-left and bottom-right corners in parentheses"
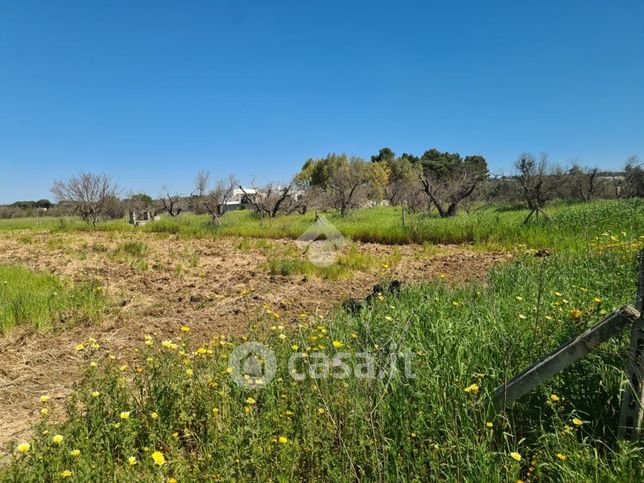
top-left (1, 0), bottom-right (643, 203)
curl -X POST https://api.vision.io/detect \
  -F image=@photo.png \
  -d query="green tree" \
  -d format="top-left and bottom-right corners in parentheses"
top-left (418, 149), bottom-right (488, 217)
top-left (370, 147), bottom-right (396, 164)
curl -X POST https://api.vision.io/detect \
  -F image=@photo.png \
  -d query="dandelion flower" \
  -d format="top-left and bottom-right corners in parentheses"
top-left (510, 452), bottom-right (522, 461)
top-left (119, 411), bottom-right (130, 420)
top-left (150, 412), bottom-right (158, 420)
top-left (291, 344), bottom-right (299, 351)
top-left (75, 344), bottom-right (85, 351)
top-left (128, 456), bottom-right (137, 465)
top-left (572, 418), bottom-right (583, 426)
top-left (40, 395), bottom-right (50, 403)
top-left (52, 434), bottom-right (64, 445)
top-left (318, 408), bottom-right (325, 414)
top-left (332, 340), bottom-right (344, 349)
top-left (246, 397), bottom-right (256, 405)
top-left (277, 436), bottom-right (288, 444)
top-left (569, 308), bottom-right (583, 320)
top-left (151, 451), bottom-right (165, 466)
top-left (61, 470), bottom-right (72, 478)
top-left (556, 453), bottom-right (567, 461)
top-left (486, 422), bottom-right (493, 428)
top-left (593, 297), bottom-right (602, 305)
top-left (91, 391), bottom-right (100, 398)
top-left (89, 361), bottom-right (97, 368)
top-left (464, 384), bottom-right (479, 394)
top-left (70, 449), bottom-right (80, 457)
top-left (41, 408), bottom-right (49, 416)
top-left (550, 394), bottom-right (560, 402)
top-left (16, 443), bottom-right (30, 453)
top-left (185, 369), bottom-right (194, 377)
top-left (180, 325), bottom-right (190, 332)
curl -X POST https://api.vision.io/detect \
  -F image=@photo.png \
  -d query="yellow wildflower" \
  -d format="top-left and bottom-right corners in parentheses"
top-left (61, 470), bottom-right (72, 478)
top-left (70, 449), bottom-right (80, 457)
top-left (180, 325), bottom-right (190, 332)
top-left (277, 436), bottom-right (288, 444)
top-left (40, 395), bottom-right (50, 403)
top-left (486, 422), bottom-right (493, 428)
top-left (52, 434), bottom-right (64, 445)
top-left (119, 411), bottom-right (130, 420)
top-left (41, 408), bottom-right (49, 416)
top-left (150, 412), bottom-right (158, 420)
top-left (510, 452), bottom-right (522, 461)
top-left (550, 394), bottom-right (560, 402)
top-left (556, 453), bottom-right (567, 461)
top-left (185, 369), bottom-right (194, 377)
top-left (332, 340), bottom-right (344, 349)
top-left (317, 408), bottom-right (325, 414)
top-left (128, 456), bottom-right (137, 465)
top-left (16, 443), bottom-right (30, 453)
top-left (569, 308), bottom-right (583, 320)
top-left (246, 397), bottom-right (256, 405)
top-left (464, 384), bottom-right (479, 394)
top-left (151, 451), bottom-right (165, 466)
top-left (572, 418), bottom-right (583, 426)
top-left (91, 391), bottom-right (100, 398)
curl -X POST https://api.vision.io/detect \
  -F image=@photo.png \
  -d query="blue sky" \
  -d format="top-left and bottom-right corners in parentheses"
top-left (0, 0), bottom-right (643, 203)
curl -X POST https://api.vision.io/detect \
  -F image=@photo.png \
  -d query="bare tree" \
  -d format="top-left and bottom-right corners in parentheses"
top-left (51, 172), bottom-right (119, 226)
top-left (515, 153), bottom-right (561, 223)
top-left (620, 156), bottom-right (644, 198)
top-left (193, 171), bottom-right (238, 224)
top-left (240, 181), bottom-right (298, 219)
top-left (568, 163), bottom-right (599, 202)
top-left (328, 157), bottom-right (370, 215)
top-left (417, 152), bottom-right (488, 218)
top-left (158, 186), bottom-right (184, 217)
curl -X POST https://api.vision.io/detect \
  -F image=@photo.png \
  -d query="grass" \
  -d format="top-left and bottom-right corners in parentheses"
top-left (2, 239), bottom-right (643, 481)
top-left (0, 265), bottom-right (105, 334)
top-left (266, 245), bottom-right (395, 279)
top-left (1, 199), bottom-right (641, 251)
top-left (1, 200), bottom-right (643, 480)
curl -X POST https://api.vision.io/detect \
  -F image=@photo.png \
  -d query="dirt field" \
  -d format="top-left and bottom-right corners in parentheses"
top-left (0, 231), bottom-right (510, 454)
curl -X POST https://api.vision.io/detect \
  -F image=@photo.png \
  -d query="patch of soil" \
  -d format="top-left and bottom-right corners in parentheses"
top-left (0, 231), bottom-right (511, 454)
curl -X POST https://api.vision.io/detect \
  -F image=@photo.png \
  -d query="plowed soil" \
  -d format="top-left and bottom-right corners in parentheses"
top-left (0, 231), bottom-right (511, 454)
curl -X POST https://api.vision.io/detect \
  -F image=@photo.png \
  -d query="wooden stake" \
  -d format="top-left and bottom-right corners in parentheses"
top-left (617, 249), bottom-right (644, 441)
top-left (493, 305), bottom-right (641, 412)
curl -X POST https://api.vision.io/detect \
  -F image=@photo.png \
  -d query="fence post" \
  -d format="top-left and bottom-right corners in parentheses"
top-left (617, 248), bottom-right (644, 441)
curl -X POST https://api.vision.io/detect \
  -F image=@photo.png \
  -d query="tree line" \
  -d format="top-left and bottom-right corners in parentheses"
top-left (1, 149), bottom-right (642, 224)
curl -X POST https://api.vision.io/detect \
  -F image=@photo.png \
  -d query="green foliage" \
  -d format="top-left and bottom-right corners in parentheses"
top-left (2, 247), bottom-right (642, 481)
top-left (0, 265), bottom-right (105, 333)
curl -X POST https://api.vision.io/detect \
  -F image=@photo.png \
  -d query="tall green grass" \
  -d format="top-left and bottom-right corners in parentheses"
top-left (0, 265), bottom-right (105, 334)
top-left (2, 199), bottom-right (641, 250)
top-left (2, 245), bottom-right (642, 481)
